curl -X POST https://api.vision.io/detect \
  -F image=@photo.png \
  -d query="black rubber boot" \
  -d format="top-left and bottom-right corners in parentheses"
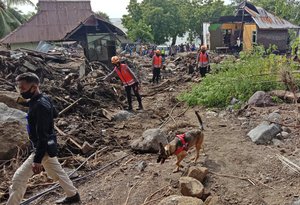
top-left (137, 104), bottom-right (143, 110)
top-left (55, 192), bottom-right (80, 204)
top-left (126, 105), bottom-right (133, 111)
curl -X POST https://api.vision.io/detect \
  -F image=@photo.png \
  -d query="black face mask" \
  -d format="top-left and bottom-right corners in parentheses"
top-left (21, 86), bottom-right (35, 99)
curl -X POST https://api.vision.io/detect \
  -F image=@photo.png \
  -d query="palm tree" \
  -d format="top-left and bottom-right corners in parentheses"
top-left (0, 0), bottom-right (34, 38)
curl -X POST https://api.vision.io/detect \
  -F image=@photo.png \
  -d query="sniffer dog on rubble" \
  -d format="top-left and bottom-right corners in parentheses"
top-left (157, 111), bottom-right (204, 172)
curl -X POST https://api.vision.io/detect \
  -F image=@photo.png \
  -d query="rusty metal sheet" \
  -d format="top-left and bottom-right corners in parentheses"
top-left (245, 6), bottom-right (300, 30)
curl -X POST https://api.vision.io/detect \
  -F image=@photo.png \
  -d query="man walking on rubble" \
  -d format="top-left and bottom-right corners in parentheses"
top-left (152, 49), bottom-right (163, 84)
top-left (104, 56), bottom-right (143, 111)
top-left (7, 72), bottom-right (80, 205)
top-left (197, 45), bottom-right (210, 77)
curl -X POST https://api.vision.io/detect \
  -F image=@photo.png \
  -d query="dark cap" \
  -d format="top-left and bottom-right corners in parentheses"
top-left (16, 72), bottom-right (40, 85)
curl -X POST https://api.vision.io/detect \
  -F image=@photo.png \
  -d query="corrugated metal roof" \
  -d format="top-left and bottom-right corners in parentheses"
top-left (1, 0), bottom-right (125, 44)
top-left (244, 4), bottom-right (300, 29)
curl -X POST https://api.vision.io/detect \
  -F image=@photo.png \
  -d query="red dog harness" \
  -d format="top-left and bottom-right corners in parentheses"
top-left (174, 134), bottom-right (187, 155)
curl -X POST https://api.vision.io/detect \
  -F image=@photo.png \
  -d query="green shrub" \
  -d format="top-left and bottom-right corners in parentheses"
top-left (180, 47), bottom-right (295, 108)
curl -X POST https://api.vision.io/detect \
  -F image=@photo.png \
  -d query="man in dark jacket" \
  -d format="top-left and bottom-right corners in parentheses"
top-left (7, 72), bottom-right (80, 205)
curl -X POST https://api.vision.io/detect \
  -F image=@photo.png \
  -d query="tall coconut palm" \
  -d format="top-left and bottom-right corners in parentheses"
top-left (0, 0), bottom-right (34, 38)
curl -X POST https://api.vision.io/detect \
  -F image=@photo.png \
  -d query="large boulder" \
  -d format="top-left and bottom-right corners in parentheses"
top-left (0, 91), bottom-right (26, 111)
top-left (179, 177), bottom-right (204, 198)
top-left (0, 102), bottom-right (27, 125)
top-left (158, 195), bottom-right (203, 205)
top-left (247, 123), bottom-right (281, 144)
top-left (0, 103), bottom-right (28, 160)
top-left (248, 91), bottom-right (274, 107)
top-left (185, 166), bottom-right (208, 183)
top-left (130, 128), bottom-right (168, 153)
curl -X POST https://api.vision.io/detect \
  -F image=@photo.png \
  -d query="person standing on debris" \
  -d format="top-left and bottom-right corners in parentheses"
top-left (152, 50), bottom-right (163, 84)
top-left (7, 72), bottom-right (80, 205)
top-left (197, 45), bottom-right (210, 77)
top-left (104, 56), bottom-right (143, 111)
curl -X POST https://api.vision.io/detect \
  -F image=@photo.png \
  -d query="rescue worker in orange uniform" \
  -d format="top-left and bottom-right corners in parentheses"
top-left (152, 50), bottom-right (162, 84)
top-left (197, 45), bottom-right (210, 77)
top-left (104, 56), bottom-right (143, 111)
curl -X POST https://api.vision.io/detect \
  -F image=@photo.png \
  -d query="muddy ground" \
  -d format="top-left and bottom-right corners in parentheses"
top-left (1, 55), bottom-right (300, 205)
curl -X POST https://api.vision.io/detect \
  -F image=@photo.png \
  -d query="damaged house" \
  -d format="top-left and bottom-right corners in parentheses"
top-left (0, 0), bottom-right (126, 64)
top-left (204, 1), bottom-right (300, 52)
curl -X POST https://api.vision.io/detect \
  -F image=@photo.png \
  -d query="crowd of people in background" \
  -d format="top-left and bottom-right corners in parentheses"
top-left (121, 42), bottom-right (198, 58)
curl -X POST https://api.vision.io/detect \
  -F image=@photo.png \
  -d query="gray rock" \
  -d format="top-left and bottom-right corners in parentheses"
top-left (281, 131), bottom-right (290, 138)
top-left (0, 121), bottom-right (28, 160)
top-left (158, 195), bottom-right (203, 205)
top-left (179, 177), bottom-right (204, 198)
top-left (136, 161), bottom-right (147, 172)
top-left (267, 112), bottom-right (282, 125)
top-left (130, 128), bottom-right (168, 153)
top-left (0, 103), bottom-right (28, 160)
top-left (112, 110), bottom-right (133, 121)
top-left (247, 123), bottom-right (281, 144)
top-left (0, 103), bottom-right (27, 125)
top-left (230, 98), bottom-right (239, 105)
top-left (292, 199), bottom-right (300, 205)
top-left (282, 126), bottom-right (292, 133)
top-left (272, 138), bottom-right (283, 146)
top-left (248, 91), bottom-right (274, 107)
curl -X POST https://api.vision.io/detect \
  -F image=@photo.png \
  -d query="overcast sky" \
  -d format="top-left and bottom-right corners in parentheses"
top-left (18, 0), bottom-right (232, 18)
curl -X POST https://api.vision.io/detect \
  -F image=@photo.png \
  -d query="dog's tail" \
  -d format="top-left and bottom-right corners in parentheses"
top-left (195, 111), bottom-right (204, 131)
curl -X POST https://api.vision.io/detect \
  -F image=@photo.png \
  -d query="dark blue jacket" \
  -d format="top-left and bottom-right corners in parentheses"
top-left (27, 94), bottom-right (58, 163)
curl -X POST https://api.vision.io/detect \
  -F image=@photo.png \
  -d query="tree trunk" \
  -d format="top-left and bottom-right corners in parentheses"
top-left (171, 35), bottom-right (177, 46)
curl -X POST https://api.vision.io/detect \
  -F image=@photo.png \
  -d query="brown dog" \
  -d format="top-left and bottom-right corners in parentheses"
top-left (157, 111), bottom-right (204, 172)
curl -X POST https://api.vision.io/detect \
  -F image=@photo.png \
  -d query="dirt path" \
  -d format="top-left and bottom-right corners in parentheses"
top-left (24, 71), bottom-right (300, 205)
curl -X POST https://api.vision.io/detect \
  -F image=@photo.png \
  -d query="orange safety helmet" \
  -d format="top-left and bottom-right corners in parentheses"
top-left (155, 49), bottom-right (161, 54)
top-left (111, 56), bottom-right (120, 64)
